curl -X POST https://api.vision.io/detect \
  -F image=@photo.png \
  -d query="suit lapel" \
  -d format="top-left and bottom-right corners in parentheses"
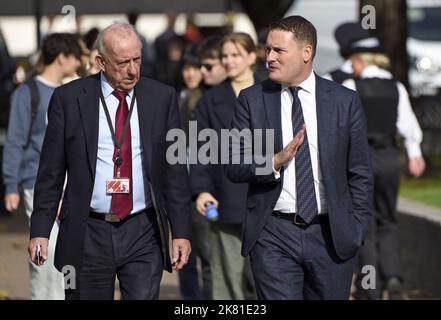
top-left (262, 80), bottom-right (283, 153)
top-left (134, 79), bottom-right (153, 179)
top-left (315, 74), bottom-right (334, 170)
top-left (78, 74), bottom-right (100, 179)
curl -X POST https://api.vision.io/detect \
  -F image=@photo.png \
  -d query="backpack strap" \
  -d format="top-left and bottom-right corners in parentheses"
top-left (25, 78), bottom-right (40, 148)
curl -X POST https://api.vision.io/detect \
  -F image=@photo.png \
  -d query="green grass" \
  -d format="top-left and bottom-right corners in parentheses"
top-left (399, 177), bottom-right (441, 209)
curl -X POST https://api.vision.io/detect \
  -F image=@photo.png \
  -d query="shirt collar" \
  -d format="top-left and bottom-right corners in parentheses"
top-left (100, 72), bottom-right (134, 99)
top-left (360, 65), bottom-right (393, 79)
top-left (282, 70), bottom-right (316, 94)
top-left (341, 59), bottom-right (353, 74)
top-left (35, 75), bottom-right (59, 88)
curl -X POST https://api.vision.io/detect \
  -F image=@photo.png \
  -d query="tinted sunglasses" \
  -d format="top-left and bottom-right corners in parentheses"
top-left (201, 63), bottom-right (217, 72)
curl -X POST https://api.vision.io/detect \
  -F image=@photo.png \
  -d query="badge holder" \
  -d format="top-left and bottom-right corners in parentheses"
top-left (100, 88), bottom-right (135, 196)
top-left (106, 149), bottom-right (130, 194)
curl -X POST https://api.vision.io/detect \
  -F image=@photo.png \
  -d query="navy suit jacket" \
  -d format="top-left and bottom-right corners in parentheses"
top-left (30, 74), bottom-right (192, 273)
top-left (225, 74), bottom-right (373, 261)
top-left (190, 79), bottom-right (248, 224)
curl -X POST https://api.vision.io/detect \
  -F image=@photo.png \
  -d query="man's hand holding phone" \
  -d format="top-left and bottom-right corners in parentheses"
top-left (28, 237), bottom-right (49, 266)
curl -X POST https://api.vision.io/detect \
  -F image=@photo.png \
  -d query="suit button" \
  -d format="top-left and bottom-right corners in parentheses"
top-left (83, 217), bottom-right (87, 222)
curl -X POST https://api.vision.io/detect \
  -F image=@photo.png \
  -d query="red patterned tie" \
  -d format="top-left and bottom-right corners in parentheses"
top-left (111, 90), bottom-right (133, 219)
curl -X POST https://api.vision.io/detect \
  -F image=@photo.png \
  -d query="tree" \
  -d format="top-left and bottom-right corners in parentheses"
top-left (359, 0), bottom-right (409, 88)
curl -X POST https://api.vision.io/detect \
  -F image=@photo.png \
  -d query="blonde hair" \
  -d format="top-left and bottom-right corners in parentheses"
top-left (357, 52), bottom-right (391, 70)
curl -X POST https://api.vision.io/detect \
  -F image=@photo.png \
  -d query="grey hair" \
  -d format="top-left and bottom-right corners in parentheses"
top-left (96, 21), bottom-right (142, 58)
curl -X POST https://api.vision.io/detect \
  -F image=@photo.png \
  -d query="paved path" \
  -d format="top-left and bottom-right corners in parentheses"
top-left (1, 197), bottom-right (440, 299)
top-left (0, 210), bottom-right (181, 300)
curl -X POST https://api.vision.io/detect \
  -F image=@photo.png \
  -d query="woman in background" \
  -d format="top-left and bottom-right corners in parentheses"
top-left (190, 32), bottom-right (257, 299)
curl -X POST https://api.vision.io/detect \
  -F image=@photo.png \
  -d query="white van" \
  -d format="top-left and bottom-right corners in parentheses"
top-left (407, 0), bottom-right (441, 97)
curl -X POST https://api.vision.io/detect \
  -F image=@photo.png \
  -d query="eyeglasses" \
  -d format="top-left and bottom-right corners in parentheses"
top-left (201, 63), bottom-right (218, 72)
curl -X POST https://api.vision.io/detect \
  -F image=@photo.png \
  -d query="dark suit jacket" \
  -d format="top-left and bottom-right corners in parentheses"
top-left (30, 73), bottom-right (192, 273)
top-left (190, 79), bottom-right (248, 224)
top-left (225, 75), bottom-right (373, 261)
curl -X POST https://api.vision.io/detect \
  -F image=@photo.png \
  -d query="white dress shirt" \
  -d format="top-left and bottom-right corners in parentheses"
top-left (342, 65), bottom-right (423, 159)
top-left (90, 73), bottom-right (147, 214)
top-left (274, 71), bottom-right (327, 214)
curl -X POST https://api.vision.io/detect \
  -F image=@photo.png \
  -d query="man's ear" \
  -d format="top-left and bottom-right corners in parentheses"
top-left (56, 53), bottom-right (67, 66)
top-left (95, 54), bottom-right (106, 72)
top-left (303, 44), bottom-right (313, 63)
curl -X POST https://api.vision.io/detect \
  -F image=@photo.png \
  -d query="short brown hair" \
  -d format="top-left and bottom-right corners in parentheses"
top-left (41, 33), bottom-right (82, 66)
top-left (197, 35), bottom-right (223, 60)
top-left (269, 15), bottom-right (317, 58)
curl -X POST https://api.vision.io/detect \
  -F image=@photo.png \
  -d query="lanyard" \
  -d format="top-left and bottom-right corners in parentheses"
top-left (99, 86), bottom-right (136, 167)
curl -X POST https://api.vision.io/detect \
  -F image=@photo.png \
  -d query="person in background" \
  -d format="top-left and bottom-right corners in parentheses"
top-left (178, 44), bottom-right (204, 146)
top-left (82, 27), bottom-right (99, 51)
top-left (154, 35), bottom-right (186, 91)
top-left (184, 14), bottom-right (203, 44)
top-left (86, 46), bottom-right (100, 76)
top-left (254, 27), bottom-right (269, 83)
top-left (3, 33), bottom-right (82, 300)
top-left (127, 11), bottom-right (156, 78)
top-left (81, 28), bottom-right (100, 76)
top-left (177, 44), bottom-right (211, 300)
top-left (177, 35), bottom-right (227, 300)
top-left (342, 34), bottom-right (425, 300)
top-left (154, 12), bottom-right (177, 64)
top-left (76, 36), bottom-right (91, 78)
top-left (197, 35), bottom-right (228, 89)
top-left (191, 32), bottom-right (257, 300)
top-left (322, 22), bottom-right (370, 84)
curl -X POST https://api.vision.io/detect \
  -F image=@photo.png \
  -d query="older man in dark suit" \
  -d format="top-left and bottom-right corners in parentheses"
top-left (225, 16), bottom-right (373, 299)
top-left (28, 22), bottom-right (192, 300)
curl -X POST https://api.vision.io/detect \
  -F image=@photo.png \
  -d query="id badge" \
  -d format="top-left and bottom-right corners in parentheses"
top-left (106, 178), bottom-right (130, 194)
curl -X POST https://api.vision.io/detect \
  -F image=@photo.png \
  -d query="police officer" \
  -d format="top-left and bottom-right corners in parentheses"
top-left (342, 34), bottom-right (425, 299)
top-left (323, 22), bottom-right (370, 84)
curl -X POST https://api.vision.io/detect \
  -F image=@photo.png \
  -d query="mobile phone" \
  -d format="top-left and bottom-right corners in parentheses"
top-left (36, 244), bottom-right (42, 266)
top-left (172, 250), bottom-right (182, 268)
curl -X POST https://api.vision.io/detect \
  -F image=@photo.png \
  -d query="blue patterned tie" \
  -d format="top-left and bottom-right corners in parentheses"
top-left (289, 86), bottom-right (318, 224)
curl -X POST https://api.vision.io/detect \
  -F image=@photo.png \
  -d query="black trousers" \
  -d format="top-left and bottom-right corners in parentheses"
top-left (65, 207), bottom-right (163, 300)
top-left (250, 214), bottom-right (355, 300)
top-left (356, 147), bottom-right (401, 299)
